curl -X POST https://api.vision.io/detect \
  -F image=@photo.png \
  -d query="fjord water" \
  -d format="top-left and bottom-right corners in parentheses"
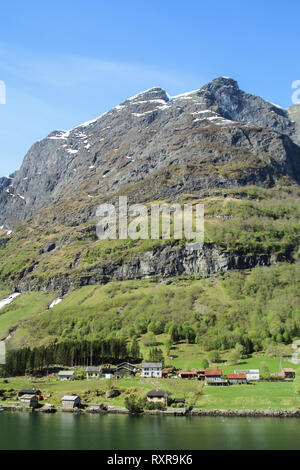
top-left (1, 412), bottom-right (300, 450)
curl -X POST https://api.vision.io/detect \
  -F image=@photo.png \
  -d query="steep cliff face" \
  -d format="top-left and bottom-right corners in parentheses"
top-left (289, 104), bottom-right (300, 145)
top-left (15, 243), bottom-right (274, 294)
top-left (1, 77), bottom-right (300, 230)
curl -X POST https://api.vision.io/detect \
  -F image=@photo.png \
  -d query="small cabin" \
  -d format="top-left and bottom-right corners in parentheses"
top-left (162, 370), bottom-right (169, 378)
top-left (61, 395), bottom-right (81, 409)
top-left (279, 368), bottom-right (296, 379)
top-left (227, 373), bottom-right (247, 385)
top-left (19, 394), bottom-right (39, 409)
top-left (18, 389), bottom-right (42, 399)
top-left (147, 390), bottom-right (168, 406)
top-left (86, 366), bottom-right (101, 380)
top-left (58, 370), bottom-right (75, 381)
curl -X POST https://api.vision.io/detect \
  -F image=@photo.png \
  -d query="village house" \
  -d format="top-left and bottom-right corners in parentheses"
top-left (279, 368), bottom-right (296, 379)
top-left (61, 395), bottom-right (81, 409)
top-left (204, 369), bottom-right (225, 386)
top-left (19, 394), bottom-right (39, 409)
top-left (235, 369), bottom-right (260, 381)
top-left (146, 390), bottom-right (168, 406)
top-left (162, 370), bottom-right (169, 378)
top-left (179, 371), bottom-right (198, 379)
top-left (18, 389), bottom-right (42, 399)
top-left (86, 366), bottom-right (102, 380)
top-left (227, 373), bottom-right (247, 385)
top-left (116, 362), bottom-right (138, 377)
top-left (58, 370), bottom-right (75, 381)
top-left (141, 362), bottom-right (162, 378)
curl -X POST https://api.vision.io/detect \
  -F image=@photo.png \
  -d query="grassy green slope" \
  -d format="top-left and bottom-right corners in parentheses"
top-left (3, 262), bottom-right (300, 353)
top-left (0, 291), bottom-right (58, 342)
top-left (0, 185), bottom-right (300, 290)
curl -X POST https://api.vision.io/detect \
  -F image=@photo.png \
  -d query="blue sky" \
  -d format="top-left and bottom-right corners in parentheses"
top-left (0, 0), bottom-right (299, 176)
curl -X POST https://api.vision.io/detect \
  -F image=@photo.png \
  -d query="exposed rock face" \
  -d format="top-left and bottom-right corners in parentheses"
top-left (1, 77), bottom-right (300, 229)
top-left (15, 243), bottom-right (275, 294)
top-left (289, 104), bottom-right (300, 145)
top-left (106, 390), bottom-right (120, 399)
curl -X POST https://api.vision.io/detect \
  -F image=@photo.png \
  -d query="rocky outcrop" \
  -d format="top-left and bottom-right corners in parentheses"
top-left (289, 103), bottom-right (300, 145)
top-left (15, 243), bottom-right (275, 294)
top-left (189, 408), bottom-right (300, 418)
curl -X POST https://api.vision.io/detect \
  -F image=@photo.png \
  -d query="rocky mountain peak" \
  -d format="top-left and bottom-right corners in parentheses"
top-left (289, 104), bottom-right (300, 145)
top-left (123, 87), bottom-right (170, 104)
top-left (1, 78), bottom-right (300, 230)
top-left (198, 77), bottom-right (293, 135)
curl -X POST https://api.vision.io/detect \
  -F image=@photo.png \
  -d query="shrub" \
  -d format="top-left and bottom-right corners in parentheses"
top-left (124, 394), bottom-right (144, 414)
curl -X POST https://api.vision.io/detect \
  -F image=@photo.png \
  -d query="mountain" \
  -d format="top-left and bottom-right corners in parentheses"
top-left (0, 77), bottom-right (299, 295)
top-left (1, 77), bottom-right (300, 351)
top-left (1, 77), bottom-right (300, 230)
top-left (289, 103), bottom-right (300, 145)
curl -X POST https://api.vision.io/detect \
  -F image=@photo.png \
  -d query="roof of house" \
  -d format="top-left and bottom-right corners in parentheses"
top-left (142, 363), bottom-right (163, 368)
top-left (227, 373), bottom-right (247, 379)
top-left (204, 369), bottom-right (222, 376)
top-left (58, 370), bottom-right (75, 376)
top-left (61, 395), bottom-right (80, 401)
top-left (116, 362), bottom-right (136, 368)
top-left (147, 390), bottom-right (168, 398)
top-left (102, 368), bottom-right (116, 373)
top-left (86, 366), bottom-right (101, 373)
top-left (19, 394), bottom-right (38, 400)
top-left (235, 369), bottom-right (259, 374)
top-left (281, 368), bottom-right (295, 372)
top-left (19, 389), bottom-right (40, 394)
top-left (116, 365), bottom-right (137, 372)
top-left (174, 398), bottom-right (186, 403)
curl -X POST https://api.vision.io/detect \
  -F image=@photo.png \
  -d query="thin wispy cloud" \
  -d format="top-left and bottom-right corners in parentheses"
top-left (0, 45), bottom-right (205, 94)
top-left (0, 45), bottom-right (206, 175)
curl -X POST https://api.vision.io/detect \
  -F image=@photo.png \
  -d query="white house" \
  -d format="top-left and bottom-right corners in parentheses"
top-left (235, 369), bottom-right (260, 381)
top-left (86, 366), bottom-right (101, 380)
top-left (141, 362), bottom-right (162, 378)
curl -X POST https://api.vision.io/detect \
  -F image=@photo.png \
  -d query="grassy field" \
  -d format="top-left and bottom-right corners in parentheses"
top-left (1, 353), bottom-right (300, 410)
top-left (0, 291), bottom-right (57, 341)
top-left (2, 260), bottom-right (300, 354)
top-left (1, 374), bottom-right (299, 411)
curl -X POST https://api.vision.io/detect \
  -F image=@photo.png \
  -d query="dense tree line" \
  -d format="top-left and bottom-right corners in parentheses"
top-left (1, 337), bottom-right (141, 377)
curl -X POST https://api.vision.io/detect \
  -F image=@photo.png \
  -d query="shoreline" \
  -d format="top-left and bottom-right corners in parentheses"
top-left (2, 405), bottom-right (300, 418)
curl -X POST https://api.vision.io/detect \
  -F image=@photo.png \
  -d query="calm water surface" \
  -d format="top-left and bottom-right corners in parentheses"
top-left (0, 412), bottom-right (300, 450)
